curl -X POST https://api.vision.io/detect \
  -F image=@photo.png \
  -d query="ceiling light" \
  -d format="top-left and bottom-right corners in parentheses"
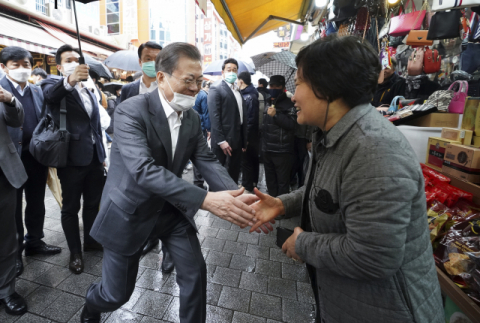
top-left (301, 32), bottom-right (309, 41)
top-left (315, 0), bottom-right (328, 7)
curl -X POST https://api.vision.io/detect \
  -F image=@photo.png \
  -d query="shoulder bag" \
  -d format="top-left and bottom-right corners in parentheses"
top-left (389, 0), bottom-right (427, 37)
top-left (448, 80), bottom-right (469, 113)
top-left (407, 47), bottom-right (425, 76)
top-left (423, 47), bottom-right (442, 74)
top-left (427, 9), bottom-right (462, 40)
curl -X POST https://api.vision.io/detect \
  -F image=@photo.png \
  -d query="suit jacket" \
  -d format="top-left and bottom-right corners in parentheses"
top-left (90, 91), bottom-right (238, 256)
top-left (42, 78), bottom-right (105, 166)
top-left (208, 80), bottom-right (247, 149)
top-left (1, 76), bottom-right (43, 156)
top-left (119, 79), bottom-right (140, 103)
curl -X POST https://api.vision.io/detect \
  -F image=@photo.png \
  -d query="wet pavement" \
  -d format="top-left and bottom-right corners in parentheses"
top-left (2, 166), bottom-right (316, 323)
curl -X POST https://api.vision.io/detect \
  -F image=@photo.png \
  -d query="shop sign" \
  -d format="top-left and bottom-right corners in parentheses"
top-left (203, 17), bottom-right (212, 68)
top-left (273, 42), bottom-right (290, 49)
top-left (123, 0), bottom-right (138, 40)
top-left (47, 56), bottom-right (56, 65)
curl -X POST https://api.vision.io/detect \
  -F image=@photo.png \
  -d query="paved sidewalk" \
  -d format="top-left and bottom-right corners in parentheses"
top-left (1, 168), bottom-right (316, 323)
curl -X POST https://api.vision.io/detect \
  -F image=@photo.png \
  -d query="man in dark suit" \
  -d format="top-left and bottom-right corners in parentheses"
top-left (42, 44), bottom-right (106, 275)
top-left (208, 58), bottom-right (247, 184)
top-left (119, 41), bottom-right (162, 104)
top-left (0, 46), bottom-right (61, 278)
top-left (0, 85), bottom-right (28, 316)
top-left (80, 43), bottom-right (270, 323)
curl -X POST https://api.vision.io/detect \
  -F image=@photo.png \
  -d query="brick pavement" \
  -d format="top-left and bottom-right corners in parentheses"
top-left (1, 167), bottom-right (316, 323)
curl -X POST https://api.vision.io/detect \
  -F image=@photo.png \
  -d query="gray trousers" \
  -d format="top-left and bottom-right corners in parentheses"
top-left (86, 214), bottom-right (207, 323)
top-left (0, 253), bottom-right (15, 299)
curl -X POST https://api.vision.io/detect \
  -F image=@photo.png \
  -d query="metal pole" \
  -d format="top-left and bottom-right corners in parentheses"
top-left (71, 0), bottom-right (84, 59)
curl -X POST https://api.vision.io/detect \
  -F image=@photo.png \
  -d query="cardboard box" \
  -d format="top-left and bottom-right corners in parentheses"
top-left (425, 137), bottom-right (462, 172)
top-left (441, 128), bottom-right (473, 145)
top-left (473, 136), bottom-right (480, 148)
top-left (403, 113), bottom-right (459, 128)
top-left (442, 144), bottom-right (480, 184)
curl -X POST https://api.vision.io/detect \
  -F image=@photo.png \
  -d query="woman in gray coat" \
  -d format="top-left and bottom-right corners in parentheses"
top-left (250, 36), bottom-right (444, 323)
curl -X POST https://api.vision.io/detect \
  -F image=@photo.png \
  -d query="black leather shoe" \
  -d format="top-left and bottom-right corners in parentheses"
top-left (84, 242), bottom-right (103, 252)
top-left (161, 249), bottom-right (174, 274)
top-left (0, 292), bottom-right (27, 315)
top-left (80, 304), bottom-right (100, 323)
top-left (25, 242), bottom-right (61, 256)
top-left (141, 239), bottom-right (159, 256)
top-left (15, 254), bottom-right (23, 277)
top-left (69, 253), bottom-right (84, 274)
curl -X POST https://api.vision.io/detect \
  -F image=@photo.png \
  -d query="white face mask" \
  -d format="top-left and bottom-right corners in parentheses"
top-left (162, 76), bottom-right (196, 112)
top-left (62, 62), bottom-right (79, 77)
top-left (7, 67), bottom-right (31, 83)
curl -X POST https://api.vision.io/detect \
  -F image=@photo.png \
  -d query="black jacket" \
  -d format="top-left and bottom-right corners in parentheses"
top-left (262, 93), bottom-right (297, 154)
top-left (372, 73), bottom-right (400, 106)
top-left (119, 79), bottom-right (140, 103)
top-left (382, 76), bottom-right (440, 104)
top-left (104, 92), bottom-right (117, 135)
top-left (240, 84), bottom-right (259, 143)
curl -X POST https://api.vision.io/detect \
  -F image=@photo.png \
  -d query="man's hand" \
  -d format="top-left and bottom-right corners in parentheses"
top-left (0, 85), bottom-right (13, 103)
top-left (68, 64), bottom-right (89, 86)
top-left (306, 142), bottom-right (312, 152)
top-left (219, 141), bottom-right (232, 156)
top-left (236, 193), bottom-right (275, 234)
top-left (249, 188), bottom-right (285, 233)
top-left (207, 131), bottom-right (211, 140)
top-left (267, 106), bottom-right (276, 117)
top-left (282, 227), bottom-right (304, 263)
top-left (201, 188), bottom-right (256, 227)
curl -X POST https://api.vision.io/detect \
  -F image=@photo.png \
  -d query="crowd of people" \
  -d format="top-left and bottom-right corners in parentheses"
top-left (0, 35), bottom-right (444, 323)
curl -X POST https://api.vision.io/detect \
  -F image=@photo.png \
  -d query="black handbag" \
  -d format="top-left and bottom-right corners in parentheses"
top-left (29, 98), bottom-right (70, 168)
top-left (427, 10), bottom-right (461, 40)
top-left (389, 36), bottom-right (404, 47)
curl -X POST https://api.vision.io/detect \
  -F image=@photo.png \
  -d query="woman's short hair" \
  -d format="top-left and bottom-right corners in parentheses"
top-left (295, 35), bottom-right (381, 108)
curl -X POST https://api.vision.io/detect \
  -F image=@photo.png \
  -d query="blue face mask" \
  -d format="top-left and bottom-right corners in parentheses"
top-left (142, 61), bottom-right (157, 78)
top-left (269, 89), bottom-right (283, 99)
top-left (224, 72), bottom-right (237, 84)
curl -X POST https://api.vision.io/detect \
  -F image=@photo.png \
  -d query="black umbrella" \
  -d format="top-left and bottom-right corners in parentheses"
top-left (83, 55), bottom-right (113, 79)
top-left (103, 82), bottom-right (123, 94)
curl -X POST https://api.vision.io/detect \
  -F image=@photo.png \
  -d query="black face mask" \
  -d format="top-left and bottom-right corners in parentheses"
top-left (269, 89), bottom-right (283, 99)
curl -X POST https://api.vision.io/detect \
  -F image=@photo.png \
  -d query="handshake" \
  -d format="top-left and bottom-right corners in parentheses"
top-left (200, 187), bottom-right (285, 234)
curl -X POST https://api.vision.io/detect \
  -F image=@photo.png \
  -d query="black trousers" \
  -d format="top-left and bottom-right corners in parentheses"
top-left (213, 146), bottom-right (242, 184)
top-left (291, 137), bottom-right (308, 187)
top-left (15, 150), bottom-right (48, 249)
top-left (263, 152), bottom-right (294, 197)
top-left (86, 214), bottom-right (206, 323)
top-left (307, 264), bottom-right (322, 323)
top-left (57, 153), bottom-right (105, 254)
top-left (241, 141), bottom-right (259, 191)
top-left (193, 131), bottom-right (208, 188)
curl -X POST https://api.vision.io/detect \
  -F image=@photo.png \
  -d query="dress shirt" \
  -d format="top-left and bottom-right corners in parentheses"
top-left (6, 76), bottom-right (29, 96)
top-left (158, 89), bottom-right (183, 159)
top-left (139, 76), bottom-right (158, 94)
top-left (64, 76), bottom-right (95, 143)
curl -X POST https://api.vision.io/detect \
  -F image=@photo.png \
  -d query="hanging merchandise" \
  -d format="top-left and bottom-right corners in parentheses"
top-left (355, 7), bottom-right (371, 31)
top-left (461, 43), bottom-right (480, 73)
top-left (424, 47), bottom-right (442, 74)
top-left (388, 96), bottom-right (406, 113)
top-left (389, 46), bottom-right (397, 58)
top-left (408, 47), bottom-right (425, 76)
top-left (329, 0), bottom-right (358, 21)
top-left (468, 11), bottom-right (480, 41)
top-left (432, 0), bottom-right (480, 11)
top-left (338, 22), bottom-right (351, 36)
top-left (406, 30), bottom-right (434, 46)
top-left (427, 9), bottom-right (462, 40)
top-left (448, 80), bottom-right (469, 113)
top-left (397, 47), bottom-right (415, 75)
top-left (326, 22), bottom-right (339, 35)
top-left (426, 89), bottom-right (455, 111)
top-left (389, 0), bottom-right (427, 37)
top-left (379, 19), bottom-right (390, 38)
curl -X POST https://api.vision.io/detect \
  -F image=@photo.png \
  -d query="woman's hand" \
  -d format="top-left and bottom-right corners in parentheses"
top-left (282, 227), bottom-right (304, 263)
top-left (249, 188), bottom-right (284, 233)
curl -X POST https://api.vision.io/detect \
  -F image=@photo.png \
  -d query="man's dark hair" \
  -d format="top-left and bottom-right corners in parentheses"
top-left (32, 67), bottom-right (48, 79)
top-left (258, 78), bottom-right (268, 88)
top-left (269, 75), bottom-right (285, 87)
top-left (295, 35), bottom-right (381, 108)
top-left (55, 44), bottom-right (81, 65)
top-left (0, 46), bottom-right (33, 66)
top-left (238, 71), bottom-right (251, 85)
top-left (97, 82), bottom-right (104, 91)
top-left (202, 80), bottom-right (210, 88)
top-left (222, 58), bottom-right (238, 71)
top-left (126, 75), bottom-right (134, 82)
top-left (138, 41), bottom-right (163, 59)
top-left (155, 42), bottom-right (201, 75)
top-left (89, 70), bottom-right (99, 81)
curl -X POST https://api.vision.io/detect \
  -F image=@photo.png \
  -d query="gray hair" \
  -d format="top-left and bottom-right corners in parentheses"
top-left (155, 42), bottom-right (202, 75)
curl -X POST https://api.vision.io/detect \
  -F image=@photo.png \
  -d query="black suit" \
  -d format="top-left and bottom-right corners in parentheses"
top-left (42, 78), bottom-right (106, 254)
top-left (86, 91), bottom-right (237, 322)
top-left (208, 80), bottom-right (247, 184)
top-left (119, 79), bottom-right (140, 104)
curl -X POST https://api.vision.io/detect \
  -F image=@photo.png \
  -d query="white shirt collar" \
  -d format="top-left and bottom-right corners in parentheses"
top-left (223, 79), bottom-right (236, 90)
top-left (140, 76), bottom-right (158, 90)
top-left (6, 75), bottom-right (29, 91)
top-left (158, 89), bottom-right (183, 120)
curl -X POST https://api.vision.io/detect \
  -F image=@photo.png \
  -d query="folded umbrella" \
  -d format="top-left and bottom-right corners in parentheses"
top-left (203, 59), bottom-right (255, 76)
top-left (104, 50), bottom-right (141, 72)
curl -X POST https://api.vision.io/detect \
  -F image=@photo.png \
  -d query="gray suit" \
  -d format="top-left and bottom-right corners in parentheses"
top-left (0, 99), bottom-right (26, 298)
top-left (86, 91), bottom-right (237, 322)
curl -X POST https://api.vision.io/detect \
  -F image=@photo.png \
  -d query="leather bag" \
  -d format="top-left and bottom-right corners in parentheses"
top-left (423, 47), bottom-right (442, 74)
top-left (407, 47), bottom-right (425, 76)
top-left (389, 0), bottom-right (427, 37)
top-left (355, 7), bottom-right (370, 31)
top-left (29, 98), bottom-right (70, 168)
top-left (432, 0), bottom-right (480, 11)
top-left (426, 90), bottom-right (454, 111)
top-left (448, 80), bottom-right (469, 113)
top-left (406, 30), bottom-right (433, 46)
top-left (427, 9), bottom-right (461, 40)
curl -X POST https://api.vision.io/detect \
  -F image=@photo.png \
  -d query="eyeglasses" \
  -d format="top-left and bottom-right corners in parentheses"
top-left (164, 72), bottom-right (203, 88)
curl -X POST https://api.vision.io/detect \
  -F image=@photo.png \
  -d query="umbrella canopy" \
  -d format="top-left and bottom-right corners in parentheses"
top-left (83, 55), bottom-right (113, 79)
top-left (251, 51), bottom-right (297, 93)
top-left (104, 50), bottom-right (141, 72)
top-left (103, 82), bottom-right (123, 94)
top-left (203, 59), bottom-right (255, 76)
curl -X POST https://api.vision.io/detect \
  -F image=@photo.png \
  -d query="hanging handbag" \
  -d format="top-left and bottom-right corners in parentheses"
top-left (426, 89), bottom-right (455, 111)
top-left (423, 47), bottom-right (442, 74)
top-left (338, 22), bottom-right (351, 36)
top-left (427, 10), bottom-right (462, 40)
top-left (389, 0), bottom-right (427, 37)
top-left (355, 7), bottom-right (371, 31)
top-left (407, 47), bottom-right (425, 76)
top-left (389, 35), bottom-right (404, 47)
top-left (406, 30), bottom-right (434, 46)
top-left (448, 80), bottom-right (469, 113)
top-left (432, 0), bottom-right (480, 11)
top-left (29, 98), bottom-right (70, 168)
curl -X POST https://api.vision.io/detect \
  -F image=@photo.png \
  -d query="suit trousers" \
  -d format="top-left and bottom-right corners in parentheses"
top-left (0, 170), bottom-right (17, 298)
top-left (290, 138), bottom-right (308, 188)
top-left (15, 150), bottom-right (48, 249)
top-left (57, 150), bottom-right (105, 254)
top-left (263, 152), bottom-right (294, 197)
top-left (193, 131), bottom-right (208, 188)
top-left (86, 214), bottom-right (207, 323)
top-left (241, 141), bottom-right (259, 191)
top-left (213, 146), bottom-right (242, 184)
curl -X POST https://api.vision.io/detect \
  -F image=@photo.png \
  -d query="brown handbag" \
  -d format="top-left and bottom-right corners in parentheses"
top-left (406, 30), bottom-right (433, 46)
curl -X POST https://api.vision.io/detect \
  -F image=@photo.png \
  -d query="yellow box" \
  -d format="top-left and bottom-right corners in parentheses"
top-left (425, 137), bottom-right (461, 172)
top-left (441, 128), bottom-right (473, 145)
top-left (403, 113), bottom-right (459, 128)
top-left (443, 144), bottom-right (480, 183)
top-left (473, 136), bottom-right (480, 148)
